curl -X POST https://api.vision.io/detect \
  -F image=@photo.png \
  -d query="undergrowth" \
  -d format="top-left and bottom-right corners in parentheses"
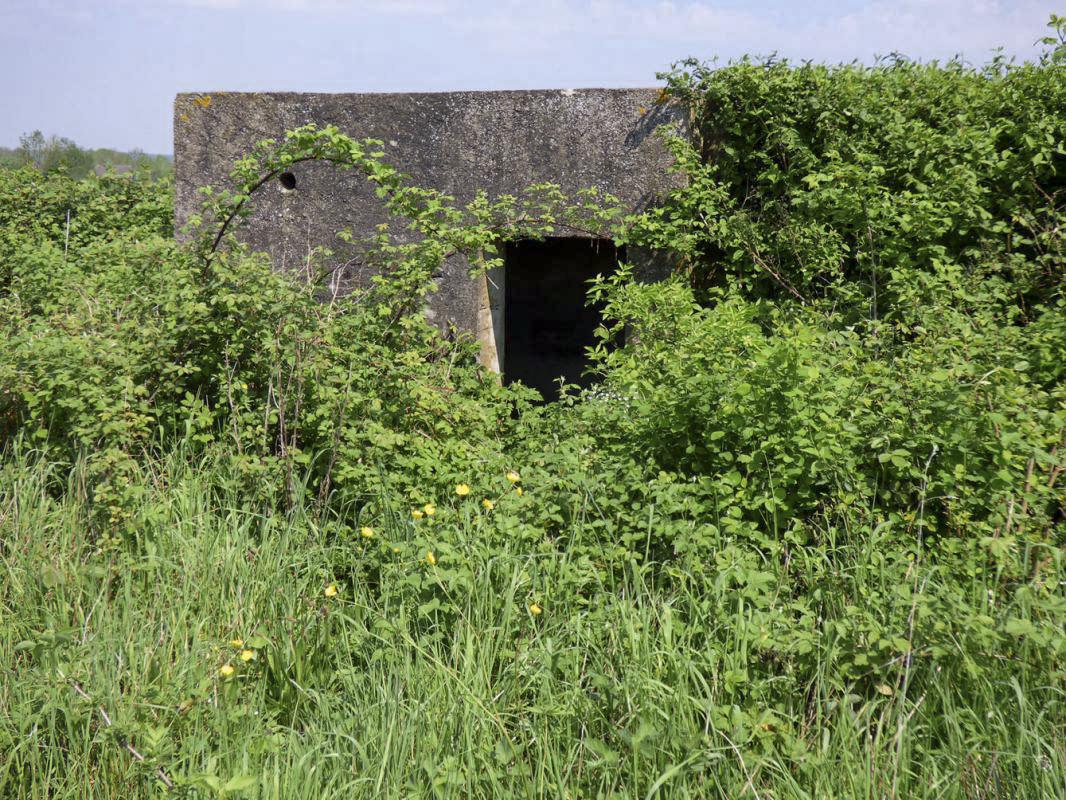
top-left (0, 446), bottom-right (1062, 798)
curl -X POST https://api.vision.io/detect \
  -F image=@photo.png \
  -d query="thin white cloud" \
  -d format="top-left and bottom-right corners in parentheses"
top-left (2, 0), bottom-right (459, 13)
top-left (441, 0), bottom-right (1051, 61)
top-left (156, 0), bottom-right (457, 11)
top-left (449, 1), bottom-right (763, 41)
top-left (10, 0), bottom-right (1056, 58)
top-left (800, 0), bottom-right (1053, 62)
top-left (0, 0), bottom-right (93, 22)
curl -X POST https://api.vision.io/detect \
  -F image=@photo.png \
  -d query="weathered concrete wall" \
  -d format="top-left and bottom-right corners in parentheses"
top-left (174, 89), bottom-right (682, 368)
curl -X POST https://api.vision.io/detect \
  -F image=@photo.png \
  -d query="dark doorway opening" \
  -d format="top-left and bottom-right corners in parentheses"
top-left (504, 237), bottom-right (623, 402)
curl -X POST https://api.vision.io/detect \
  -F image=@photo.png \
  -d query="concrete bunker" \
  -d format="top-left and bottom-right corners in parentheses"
top-left (174, 89), bottom-right (681, 399)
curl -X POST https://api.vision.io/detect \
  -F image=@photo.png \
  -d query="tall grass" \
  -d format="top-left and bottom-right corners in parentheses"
top-left (1, 443), bottom-right (1062, 798)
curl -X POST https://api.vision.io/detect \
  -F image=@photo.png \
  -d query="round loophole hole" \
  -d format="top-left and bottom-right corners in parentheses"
top-left (278, 172), bottom-right (297, 191)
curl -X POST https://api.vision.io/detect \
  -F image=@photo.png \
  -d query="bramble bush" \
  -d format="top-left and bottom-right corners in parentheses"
top-left (0, 125), bottom-right (621, 525)
top-left (579, 19), bottom-right (1066, 546)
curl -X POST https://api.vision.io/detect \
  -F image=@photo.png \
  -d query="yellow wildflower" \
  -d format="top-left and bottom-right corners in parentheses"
top-left (506, 471), bottom-right (520, 483)
top-left (481, 498), bottom-right (494, 510)
top-left (219, 663), bottom-right (235, 677)
top-left (229, 638), bottom-right (244, 648)
top-left (324, 583), bottom-right (338, 598)
top-left (455, 484), bottom-right (471, 496)
top-left (529, 603), bottom-right (542, 615)
top-left (423, 503), bottom-right (436, 516)
top-left (426, 551), bottom-right (436, 566)
top-left (361, 526), bottom-right (374, 538)
top-left (412, 509), bottom-right (424, 519)
top-left (515, 487), bottom-right (524, 497)
top-left (240, 649), bottom-right (256, 662)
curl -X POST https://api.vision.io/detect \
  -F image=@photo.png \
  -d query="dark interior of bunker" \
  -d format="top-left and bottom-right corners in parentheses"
top-left (504, 238), bottom-right (623, 402)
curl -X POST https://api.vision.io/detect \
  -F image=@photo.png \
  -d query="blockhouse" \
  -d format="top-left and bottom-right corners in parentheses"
top-left (174, 89), bottom-right (681, 398)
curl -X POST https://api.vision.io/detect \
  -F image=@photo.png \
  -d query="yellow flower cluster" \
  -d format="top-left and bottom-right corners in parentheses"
top-left (324, 583), bottom-right (338, 597)
top-left (219, 638), bottom-right (258, 677)
top-left (412, 502), bottom-right (436, 519)
top-left (361, 526), bottom-right (374, 538)
top-left (455, 484), bottom-right (471, 496)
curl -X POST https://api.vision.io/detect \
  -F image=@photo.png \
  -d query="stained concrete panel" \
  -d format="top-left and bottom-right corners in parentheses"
top-left (174, 89), bottom-right (682, 352)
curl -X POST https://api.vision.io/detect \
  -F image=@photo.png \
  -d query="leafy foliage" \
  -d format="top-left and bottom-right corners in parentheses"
top-left (640, 44), bottom-right (1064, 320)
top-left (1, 125), bottom-right (619, 522)
top-left (587, 18), bottom-right (1066, 546)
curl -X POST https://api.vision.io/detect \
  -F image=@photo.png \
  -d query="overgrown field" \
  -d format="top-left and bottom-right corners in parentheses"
top-left (1, 25), bottom-right (1064, 800)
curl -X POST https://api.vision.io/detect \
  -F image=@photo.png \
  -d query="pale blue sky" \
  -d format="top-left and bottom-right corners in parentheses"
top-left (1, 0), bottom-right (1058, 153)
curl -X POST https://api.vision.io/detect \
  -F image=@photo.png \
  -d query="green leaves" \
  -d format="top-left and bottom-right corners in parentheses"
top-left (606, 42), bottom-right (1066, 544)
top-left (650, 44), bottom-right (1064, 328)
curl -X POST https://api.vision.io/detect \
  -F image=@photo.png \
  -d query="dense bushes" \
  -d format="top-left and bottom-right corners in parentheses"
top-left (3, 35), bottom-right (1061, 541)
top-left (639, 44), bottom-right (1064, 316)
top-left (579, 27), bottom-right (1066, 545)
top-left (0, 127), bottom-right (616, 521)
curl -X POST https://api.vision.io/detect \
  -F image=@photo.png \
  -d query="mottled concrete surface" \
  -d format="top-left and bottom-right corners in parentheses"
top-left (174, 89), bottom-right (682, 348)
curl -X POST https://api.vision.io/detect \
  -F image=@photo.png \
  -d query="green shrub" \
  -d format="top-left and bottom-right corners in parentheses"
top-left (581, 17), bottom-right (1066, 546)
top-left (0, 126), bottom-right (617, 525)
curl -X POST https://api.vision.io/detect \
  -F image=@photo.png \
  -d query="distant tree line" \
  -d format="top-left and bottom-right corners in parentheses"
top-left (0, 130), bottom-right (172, 180)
